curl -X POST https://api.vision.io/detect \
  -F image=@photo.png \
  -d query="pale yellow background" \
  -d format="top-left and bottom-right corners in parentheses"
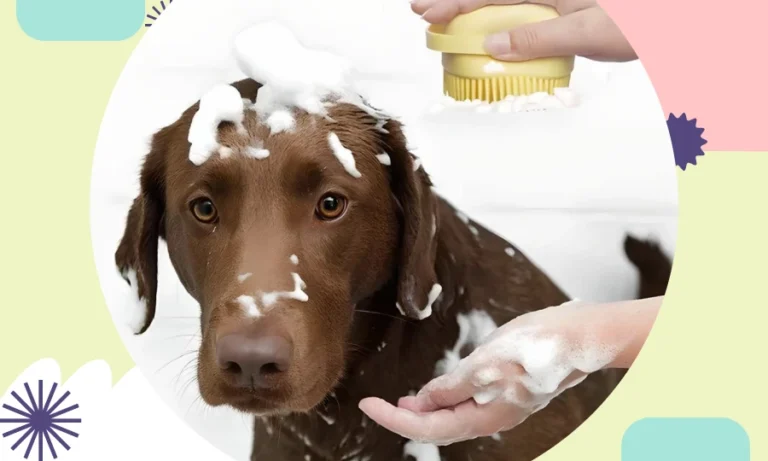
top-left (1, 0), bottom-right (766, 459)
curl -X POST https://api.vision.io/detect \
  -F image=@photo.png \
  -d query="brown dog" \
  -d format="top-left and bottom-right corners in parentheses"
top-left (115, 78), bottom-right (670, 460)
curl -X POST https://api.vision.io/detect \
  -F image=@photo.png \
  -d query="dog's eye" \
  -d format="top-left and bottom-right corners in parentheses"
top-left (316, 194), bottom-right (347, 220)
top-left (191, 198), bottom-right (218, 223)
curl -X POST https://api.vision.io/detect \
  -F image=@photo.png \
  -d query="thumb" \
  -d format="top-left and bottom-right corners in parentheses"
top-left (484, 15), bottom-right (580, 61)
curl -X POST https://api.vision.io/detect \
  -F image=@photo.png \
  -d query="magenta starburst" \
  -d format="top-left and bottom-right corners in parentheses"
top-left (667, 113), bottom-right (707, 171)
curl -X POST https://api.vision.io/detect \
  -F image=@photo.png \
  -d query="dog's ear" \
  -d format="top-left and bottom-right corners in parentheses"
top-left (380, 120), bottom-right (441, 320)
top-left (114, 128), bottom-right (168, 335)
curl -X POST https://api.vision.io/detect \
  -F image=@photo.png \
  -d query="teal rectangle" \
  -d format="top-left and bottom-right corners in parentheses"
top-left (17, 0), bottom-right (144, 41)
top-left (622, 418), bottom-right (750, 461)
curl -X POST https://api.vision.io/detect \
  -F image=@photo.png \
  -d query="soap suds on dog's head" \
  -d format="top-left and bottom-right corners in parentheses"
top-left (218, 146), bottom-right (234, 159)
top-left (234, 22), bottom-right (351, 117)
top-left (290, 254), bottom-right (299, 265)
top-left (188, 84), bottom-right (246, 166)
top-left (327, 132), bottom-right (362, 178)
top-left (233, 22), bottom-right (389, 137)
top-left (376, 153), bottom-right (391, 165)
top-left (246, 145), bottom-right (270, 160)
top-left (265, 109), bottom-right (296, 134)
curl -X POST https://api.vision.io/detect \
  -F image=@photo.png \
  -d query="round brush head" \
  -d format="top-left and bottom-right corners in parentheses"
top-left (426, 4), bottom-right (575, 102)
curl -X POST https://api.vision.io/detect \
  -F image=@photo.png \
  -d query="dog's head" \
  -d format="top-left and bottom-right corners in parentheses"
top-left (115, 79), bottom-right (441, 414)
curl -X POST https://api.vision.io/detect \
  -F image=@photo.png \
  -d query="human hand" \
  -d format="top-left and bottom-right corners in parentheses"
top-left (359, 298), bottom-right (658, 445)
top-left (411, 0), bottom-right (637, 62)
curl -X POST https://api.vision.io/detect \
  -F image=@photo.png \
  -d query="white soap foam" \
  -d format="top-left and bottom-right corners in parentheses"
top-left (123, 268), bottom-right (148, 334)
top-left (317, 411), bottom-right (335, 426)
top-left (262, 272), bottom-right (309, 307)
top-left (238, 272), bottom-right (252, 283)
top-left (469, 301), bottom-right (619, 408)
top-left (188, 84), bottom-right (245, 166)
top-left (417, 283), bottom-right (442, 320)
top-left (328, 132), bottom-right (362, 178)
top-left (233, 22), bottom-right (389, 137)
top-left (376, 153), bottom-right (391, 165)
top-left (290, 254), bottom-right (299, 265)
top-left (474, 367), bottom-right (503, 386)
top-left (234, 22), bottom-right (352, 116)
top-left (435, 310), bottom-right (498, 376)
top-left (504, 247), bottom-right (516, 257)
top-left (218, 146), bottom-right (234, 159)
top-left (427, 88), bottom-right (579, 117)
top-left (236, 295), bottom-right (261, 318)
top-left (475, 104), bottom-right (494, 114)
top-left (403, 441), bottom-right (440, 461)
top-left (473, 387), bottom-right (502, 405)
top-left (265, 108), bottom-right (296, 134)
top-left (554, 87), bottom-right (579, 107)
top-left (246, 146), bottom-right (270, 159)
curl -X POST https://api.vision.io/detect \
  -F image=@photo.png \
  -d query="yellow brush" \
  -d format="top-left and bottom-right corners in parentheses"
top-left (426, 4), bottom-right (574, 102)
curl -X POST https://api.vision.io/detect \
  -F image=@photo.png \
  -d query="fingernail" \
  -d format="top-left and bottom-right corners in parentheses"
top-left (484, 32), bottom-right (512, 57)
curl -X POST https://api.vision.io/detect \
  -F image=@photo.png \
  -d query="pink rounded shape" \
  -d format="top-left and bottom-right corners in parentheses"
top-left (601, 0), bottom-right (768, 151)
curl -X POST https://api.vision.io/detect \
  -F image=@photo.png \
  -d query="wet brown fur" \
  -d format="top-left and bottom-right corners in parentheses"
top-left (115, 78), bottom-right (672, 460)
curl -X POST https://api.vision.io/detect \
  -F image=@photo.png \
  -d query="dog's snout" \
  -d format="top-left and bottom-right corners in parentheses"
top-left (216, 331), bottom-right (293, 389)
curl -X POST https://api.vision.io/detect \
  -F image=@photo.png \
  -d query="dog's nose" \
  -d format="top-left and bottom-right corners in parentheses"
top-left (216, 332), bottom-right (293, 389)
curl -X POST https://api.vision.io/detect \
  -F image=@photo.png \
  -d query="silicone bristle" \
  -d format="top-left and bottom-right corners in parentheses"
top-left (444, 72), bottom-right (570, 102)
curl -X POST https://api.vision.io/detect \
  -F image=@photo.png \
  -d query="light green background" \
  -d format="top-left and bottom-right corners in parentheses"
top-left (1, 1), bottom-right (766, 459)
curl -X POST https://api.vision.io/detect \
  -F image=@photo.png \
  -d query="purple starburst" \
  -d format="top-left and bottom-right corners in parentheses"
top-left (145, 0), bottom-right (173, 27)
top-left (667, 113), bottom-right (707, 171)
top-left (0, 381), bottom-right (81, 460)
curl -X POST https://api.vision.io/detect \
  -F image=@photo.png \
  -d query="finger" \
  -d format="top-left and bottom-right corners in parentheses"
top-left (484, 7), bottom-right (636, 62)
top-left (421, 0), bottom-right (490, 24)
top-left (359, 397), bottom-right (469, 443)
top-left (410, 0), bottom-right (442, 16)
top-left (420, 0), bottom-right (558, 25)
top-left (361, 397), bottom-right (507, 445)
top-left (398, 396), bottom-right (422, 412)
top-left (556, 371), bottom-right (587, 393)
top-left (411, 373), bottom-right (477, 412)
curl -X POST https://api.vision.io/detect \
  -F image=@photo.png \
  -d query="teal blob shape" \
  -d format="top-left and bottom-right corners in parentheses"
top-left (623, 418), bottom-right (750, 461)
top-left (17, 0), bottom-right (144, 41)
